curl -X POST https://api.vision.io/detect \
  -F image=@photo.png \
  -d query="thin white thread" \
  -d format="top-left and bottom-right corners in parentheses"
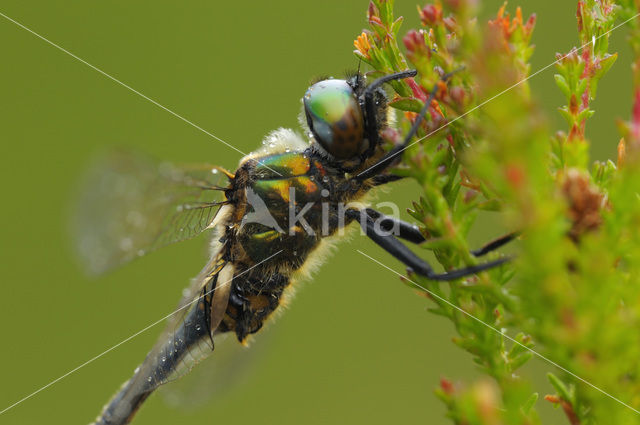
top-left (357, 250), bottom-right (640, 415)
top-left (357, 12), bottom-right (640, 178)
top-left (0, 250), bottom-right (282, 416)
top-left (0, 11), bottom-right (282, 176)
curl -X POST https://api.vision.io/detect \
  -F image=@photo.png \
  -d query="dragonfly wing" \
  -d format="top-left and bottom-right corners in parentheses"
top-left (72, 149), bottom-right (229, 275)
top-left (157, 236), bottom-right (233, 378)
top-left (159, 331), bottom-right (267, 410)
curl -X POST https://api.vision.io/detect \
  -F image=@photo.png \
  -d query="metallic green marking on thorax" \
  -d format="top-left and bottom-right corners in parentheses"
top-left (252, 176), bottom-right (320, 205)
top-left (254, 152), bottom-right (310, 178)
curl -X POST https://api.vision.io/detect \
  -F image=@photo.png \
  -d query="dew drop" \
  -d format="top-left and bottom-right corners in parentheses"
top-left (211, 168), bottom-right (219, 174)
top-left (119, 237), bottom-right (133, 252)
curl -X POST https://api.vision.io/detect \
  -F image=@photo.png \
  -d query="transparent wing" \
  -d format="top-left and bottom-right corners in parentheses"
top-left (159, 331), bottom-right (268, 410)
top-left (151, 254), bottom-right (233, 387)
top-left (71, 149), bottom-right (229, 275)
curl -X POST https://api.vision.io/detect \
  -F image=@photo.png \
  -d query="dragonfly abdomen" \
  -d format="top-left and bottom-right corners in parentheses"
top-left (219, 269), bottom-right (289, 342)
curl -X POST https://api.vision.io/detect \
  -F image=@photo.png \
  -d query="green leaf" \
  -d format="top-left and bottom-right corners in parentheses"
top-left (390, 16), bottom-right (404, 37)
top-left (422, 237), bottom-right (454, 251)
top-left (389, 97), bottom-right (424, 112)
top-left (547, 373), bottom-right (574, 404)
top-left (576, 108), bottom-right (595, 123)
top-left (590, 53), bottom-right (618, 99)
top-left (554, 74), bottom-right (571, 99)
top-left (509, 351), bottom-right (533, 371)
top-left (558, 106), bottom-right (574, 125)
top-left (522, 393), bottom-right (539, 415)
top-left (477, 199), bottom-right (503, 211)
top-left (507, 333), bottom-right (533, 358)
top-left (381, 0), bottom-right (394, 26)
top-left (576, 77), bottom-right (588, 96)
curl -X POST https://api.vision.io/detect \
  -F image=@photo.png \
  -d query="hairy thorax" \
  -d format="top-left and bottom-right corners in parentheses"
top-left (229, 148), bottom-right (373, 270)
top-left (215, 140), bottom-right (379, 342)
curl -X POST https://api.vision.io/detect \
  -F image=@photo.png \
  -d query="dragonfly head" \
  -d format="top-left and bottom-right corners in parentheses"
top-left (303, 78), bottom-right (367, 160)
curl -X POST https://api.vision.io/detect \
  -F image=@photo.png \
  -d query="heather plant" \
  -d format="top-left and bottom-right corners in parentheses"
top-left (354, 1), bottom-right (640, 423)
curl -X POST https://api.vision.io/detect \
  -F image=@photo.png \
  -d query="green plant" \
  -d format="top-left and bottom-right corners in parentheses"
top-left (355, 1), bottom-right (640, 423)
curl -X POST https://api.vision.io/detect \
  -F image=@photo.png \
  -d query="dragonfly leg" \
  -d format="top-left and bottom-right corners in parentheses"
top-left (348, 208), bottom-right (512, 281)
top-left (470, 232), bottom-right (519, 257)
top-left (228, 284), bottom-right (248, 311)
top-left (370, 174), bottom-right (405, 186)
top-left (361, 207), bottom-right (518, 256)
top-left (357, 68), bottom-right (462, 182)
top-left (362, 70), bottom-right (418, 157)
top-left (359, 208), bottom-right (426, 244)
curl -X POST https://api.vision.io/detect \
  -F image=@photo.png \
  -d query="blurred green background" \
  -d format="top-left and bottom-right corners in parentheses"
top-left (0, 1), bottom-right (632, 424)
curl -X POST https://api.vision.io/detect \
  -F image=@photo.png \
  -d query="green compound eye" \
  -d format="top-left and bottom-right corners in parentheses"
top-left (303, 79), bottom-right (365, 160)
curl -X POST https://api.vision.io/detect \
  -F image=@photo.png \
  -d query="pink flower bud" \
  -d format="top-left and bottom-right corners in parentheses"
top-left (450, 86), bottom-right (466, 106)
top-left (403, 29), bottom-right (425, 53)
top-left (420, 4), bottom-right (442, 26)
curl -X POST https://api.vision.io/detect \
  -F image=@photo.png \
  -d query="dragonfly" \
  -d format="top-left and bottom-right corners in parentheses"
top-left (77, 69), bottom-right (514, 425)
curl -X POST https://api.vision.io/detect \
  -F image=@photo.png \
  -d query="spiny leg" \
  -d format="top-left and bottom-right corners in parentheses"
top-left (361, 208), bottom-right (425, 244)
top-left (471, 232), bottom-right (519, 257)
top-left (348, 209), bottom-right (511, 281)
top-left (370, 174), bottom-right (405, 186)
top-left (362, 208), bottom-right (517, 257)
